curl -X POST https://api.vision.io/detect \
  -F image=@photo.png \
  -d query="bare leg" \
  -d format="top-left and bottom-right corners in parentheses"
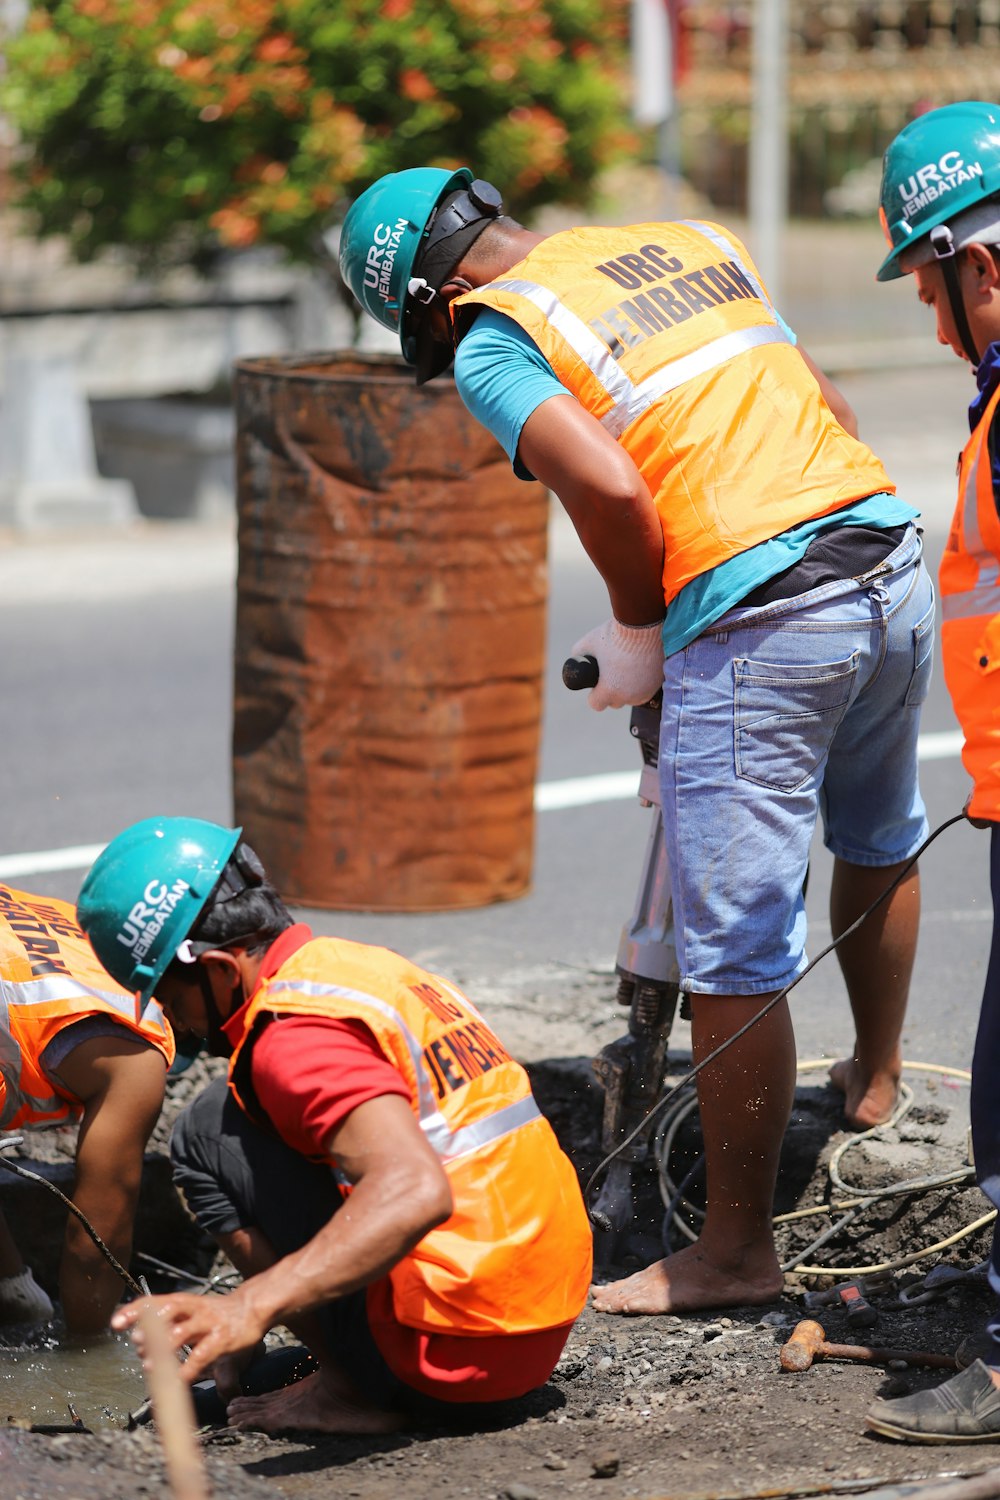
top-left (592, 991), bottom-right (795, 1315)
top-left (226, 1362), bottom-right (404, 1436)
top-left (828, 856), bottom-right (918, 1129)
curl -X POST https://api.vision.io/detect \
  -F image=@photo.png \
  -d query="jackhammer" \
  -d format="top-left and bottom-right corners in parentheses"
top-left (562, 654), bottom-right (685, 1267)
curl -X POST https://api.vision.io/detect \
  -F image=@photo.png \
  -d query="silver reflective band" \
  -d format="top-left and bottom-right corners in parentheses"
top-left (486, 277), bottom-right (632, 406)
top-left (941, 584), bottom-right (1000, 621)
top-left (0, 976), bottom-right (167, 1041)
top-left (0, 975), bottom-right (139, 1015)
top-left (484, 223), bottom-right (790, 442)
top-left (269, 979), bottom-right (441, 1125)
top-left (943, 423), bottom-right (1000, 621)
top-left (263, 979), bottom-right (540, 1160)
top-left (679, 220), bottom-right (776, 315)
top-left (421, 1093), bottom-right (541, 1162)
top-left (606, 325), bottom-right (788, 438)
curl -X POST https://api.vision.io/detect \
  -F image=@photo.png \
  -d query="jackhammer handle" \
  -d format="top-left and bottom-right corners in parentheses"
top-left (562, 654), bottom-right (599, 691)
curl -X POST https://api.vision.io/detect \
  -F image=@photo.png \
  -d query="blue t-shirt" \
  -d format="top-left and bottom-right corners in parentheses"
top-left (454, 309), bottom-right (918, 657)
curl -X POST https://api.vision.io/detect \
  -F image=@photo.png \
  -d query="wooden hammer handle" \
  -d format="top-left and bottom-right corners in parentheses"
top-left (820, 1341), bottom-right (958, 1370)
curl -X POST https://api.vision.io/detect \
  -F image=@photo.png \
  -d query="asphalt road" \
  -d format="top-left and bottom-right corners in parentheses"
top-left (0, 349), bottom-right (990, 1078)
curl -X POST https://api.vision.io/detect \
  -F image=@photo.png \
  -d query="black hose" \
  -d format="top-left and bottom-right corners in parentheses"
top-left (0, 1154), bottom-right (144, 1299)
top-left (584, 809), bottom-right (971, 1218)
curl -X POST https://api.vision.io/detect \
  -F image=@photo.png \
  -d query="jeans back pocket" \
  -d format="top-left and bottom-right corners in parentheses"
top-left (734, 651), bottom-right (860, 793)
top-left (903, 593), bottom-right (936, 707)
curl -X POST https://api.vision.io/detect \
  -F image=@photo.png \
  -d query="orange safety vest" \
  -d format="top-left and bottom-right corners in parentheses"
top-left (939, 380), bottom-right (1000, 821)
top-left (455, 221), bottom-right (894, 607)
top-left (227, 936), bottom-right (592, 1337)
top-left (0, 884), bottom-right (174, 1131)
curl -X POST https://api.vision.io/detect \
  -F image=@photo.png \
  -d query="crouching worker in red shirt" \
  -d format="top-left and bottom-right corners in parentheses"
top-left (76, 816), bottom-right (592, 1434)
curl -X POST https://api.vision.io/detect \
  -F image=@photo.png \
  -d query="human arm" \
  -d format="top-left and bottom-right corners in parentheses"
top-left (518, 394), bottom-right (666, 625)
top-left (56, 1033), bottom-right (166, 1337)
top-left (518, 395), bottom-right (667, 708)
top-left (111, 1092), bottom-right (453, 1383)
top-left (797, 345), bottom-right (860, 438)
top-left (454, 310), bottom-right (664, 623)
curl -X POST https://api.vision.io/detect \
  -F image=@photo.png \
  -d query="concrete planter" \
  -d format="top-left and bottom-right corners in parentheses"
top-left (91, 395), bottom-right (235, 520)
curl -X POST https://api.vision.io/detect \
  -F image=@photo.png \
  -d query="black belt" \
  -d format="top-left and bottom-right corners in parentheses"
top-left (737, 525), bottom-right (909, 609)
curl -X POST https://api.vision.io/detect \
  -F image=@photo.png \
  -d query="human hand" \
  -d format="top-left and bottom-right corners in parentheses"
top-left (963, 794), bottom-right (995, 831)
top-left (111, 1289), bottom-right (268, 1386)
top-left (570, 617), bottom-right (665, 711)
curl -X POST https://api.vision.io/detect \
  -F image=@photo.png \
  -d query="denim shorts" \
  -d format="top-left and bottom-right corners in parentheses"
top-left (658, 524), bottom-right (934, 996)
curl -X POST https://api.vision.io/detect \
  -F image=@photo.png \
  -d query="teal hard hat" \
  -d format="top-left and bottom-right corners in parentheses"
top-left (338, 166), bottom-right (473, 360)
top-left (877, 101), bottom-right (1000, 281)
top-left (77, 816), bottom-right (241, 1003)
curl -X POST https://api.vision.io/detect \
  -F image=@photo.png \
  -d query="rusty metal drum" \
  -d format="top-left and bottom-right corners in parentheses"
top-left (232, 352), bottom-right (549, 911)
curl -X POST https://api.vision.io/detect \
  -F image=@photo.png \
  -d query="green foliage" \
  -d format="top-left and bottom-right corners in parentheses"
top-left (1, 0), bottom-right (634, 266)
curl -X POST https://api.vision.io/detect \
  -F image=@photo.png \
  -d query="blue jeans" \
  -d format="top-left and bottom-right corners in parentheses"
top-left (659, 524), bottom-right (934, 995)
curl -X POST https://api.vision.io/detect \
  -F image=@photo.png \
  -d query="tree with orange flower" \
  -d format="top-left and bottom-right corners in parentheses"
top-left (1, 0), bottom-right (633, 266)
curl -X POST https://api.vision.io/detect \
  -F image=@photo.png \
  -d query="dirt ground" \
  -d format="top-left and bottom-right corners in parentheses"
top-left (4, 1053), bottom-right (1000, 1500)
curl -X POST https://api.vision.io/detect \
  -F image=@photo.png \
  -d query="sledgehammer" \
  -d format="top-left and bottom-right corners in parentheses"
top-left (780, 1319), bottom-right (959, 1373)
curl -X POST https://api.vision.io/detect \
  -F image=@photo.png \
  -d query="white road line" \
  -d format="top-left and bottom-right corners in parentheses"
top-left (534, 770), bottom-right (640, 812)
top-left (0, 729), bottom-right (968, 881)
top-left (0, 843), bottom-right (108, 880)
top-left (917, 729), bottom-right (964, 761)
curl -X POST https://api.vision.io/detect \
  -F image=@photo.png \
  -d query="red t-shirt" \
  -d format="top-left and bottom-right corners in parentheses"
top-left (239, 926), bottom-right (572, 1402)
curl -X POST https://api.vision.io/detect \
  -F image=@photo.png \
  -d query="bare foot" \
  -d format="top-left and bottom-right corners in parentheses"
top-left (590, 1241), bottom-right (783, 1316)
top-left (829, 1057), bottom-right (900, 1130)
top-left (226, 1368), bottom-right (404, 1435)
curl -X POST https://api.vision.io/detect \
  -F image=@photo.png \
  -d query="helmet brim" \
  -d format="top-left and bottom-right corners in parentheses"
top-left (412, 317), bottom-right (456, 385)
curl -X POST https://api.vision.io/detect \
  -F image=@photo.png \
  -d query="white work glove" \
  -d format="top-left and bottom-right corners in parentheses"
top-left (570, 616), bottom-right (665, 712)
top-left (0, 1265), bottom-right (54, 1327)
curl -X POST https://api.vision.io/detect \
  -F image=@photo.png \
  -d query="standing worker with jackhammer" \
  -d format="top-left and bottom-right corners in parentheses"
top-left (77, 816), bottom-right (592, 1434)
top-left (338, 169), bottom-right (935, 1317)
top-left (863, 101), bottom-right (1000, 1445)
top-left (0, 883), bottom-right (173, 1336)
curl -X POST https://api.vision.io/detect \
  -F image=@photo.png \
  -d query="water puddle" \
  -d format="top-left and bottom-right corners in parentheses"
top-left (0, 1336), bottom-right (145, 1430)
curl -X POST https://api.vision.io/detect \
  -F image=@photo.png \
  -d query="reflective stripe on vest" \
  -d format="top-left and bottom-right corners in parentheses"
top-left (678, 220), bottom-right (775, 310)
top-left (0, 883), bottom-right (174, 1131)
top-left (0, 980), bottom-right (169, 1127)
top-left (0, 974), bottom-right (155, 1019)
top-left (0, 1005), bottom-right (55, 1127)
top-left (483, 276), bottom-right (789, 442)
top-left (939, 380), bottom-right (1000, 820)
top-left (228, 937), bottom-right (592, 1337)
top-left (262, 978), bottom-right (542, 1162)
top-left (455, 221), bottom-right (894, 607)
top-left (941, 404), bottom-right (1000, 621)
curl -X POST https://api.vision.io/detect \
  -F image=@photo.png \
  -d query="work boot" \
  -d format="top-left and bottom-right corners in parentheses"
top-left (0, 1266), bottom-right (54, 1327)
top-left (866, 1362), bottom-right (1000, 1443)
top-left (955, 1331), bottom-right (1000, 1370)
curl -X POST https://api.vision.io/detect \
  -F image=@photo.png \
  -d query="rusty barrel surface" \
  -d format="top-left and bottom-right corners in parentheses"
top-left (232, 352), bottom-right (549, 911)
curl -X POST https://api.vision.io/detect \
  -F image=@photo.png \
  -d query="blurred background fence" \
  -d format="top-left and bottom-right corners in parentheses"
top-left (675, 0), bottom-right (1000, 217)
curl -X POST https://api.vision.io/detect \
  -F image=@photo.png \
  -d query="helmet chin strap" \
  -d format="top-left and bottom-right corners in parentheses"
top-left (931, 224), bottom-right (981, 366)
top-left (197, 965), bottom-right (241, 1059)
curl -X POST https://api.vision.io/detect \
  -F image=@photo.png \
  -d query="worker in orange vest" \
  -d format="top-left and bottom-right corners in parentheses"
top-left (0, 882), bottom-right (173, 1336)
top-left (865, 101), bottom-right (1000, 1445)
top-left (77, 817), bottom-right (592, 1434)
top-left (337, 169), bottom-right (934, 1318)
